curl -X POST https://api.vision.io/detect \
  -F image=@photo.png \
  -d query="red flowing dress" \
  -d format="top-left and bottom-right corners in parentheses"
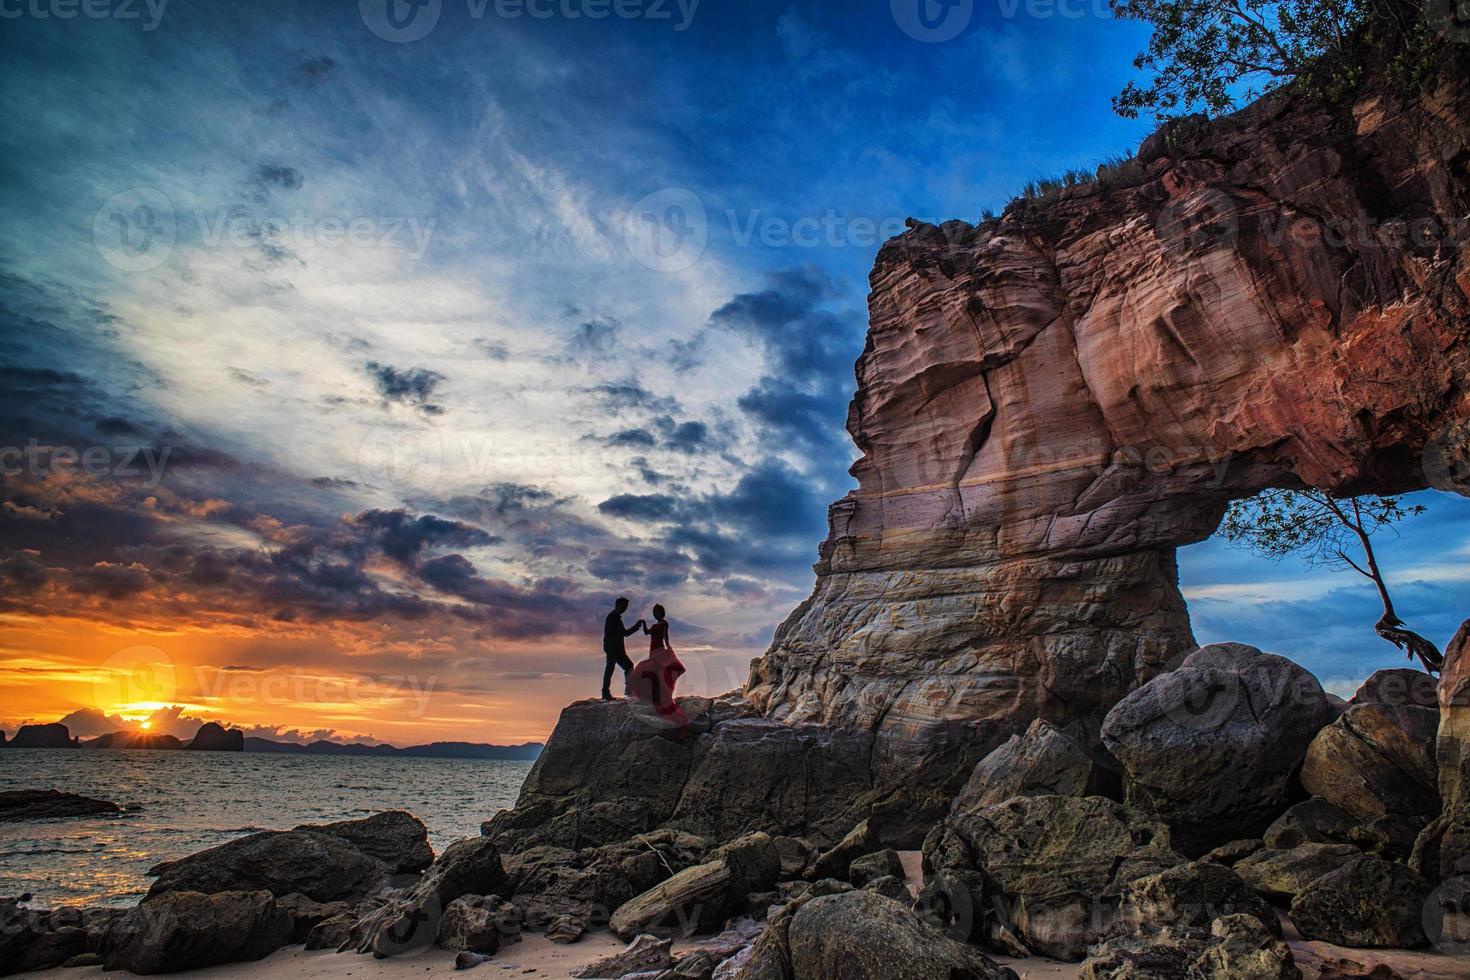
top-left (631, 621), bottom-right (689, 736)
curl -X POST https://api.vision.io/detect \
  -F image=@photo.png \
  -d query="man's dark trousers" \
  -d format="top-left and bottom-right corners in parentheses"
top-left (602, 648), bottom-right (633, 699)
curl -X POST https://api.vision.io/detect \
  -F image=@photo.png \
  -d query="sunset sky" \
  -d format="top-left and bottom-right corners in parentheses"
top-left (2, 1), bottom-right (1467, 746)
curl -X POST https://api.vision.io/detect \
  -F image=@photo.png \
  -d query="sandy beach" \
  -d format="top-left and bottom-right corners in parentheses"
top-left (22, 930), bottom-right (1466, 980)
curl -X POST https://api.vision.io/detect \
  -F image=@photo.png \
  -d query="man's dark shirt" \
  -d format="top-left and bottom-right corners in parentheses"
top-left (604, 611), bottom-right (631, 655)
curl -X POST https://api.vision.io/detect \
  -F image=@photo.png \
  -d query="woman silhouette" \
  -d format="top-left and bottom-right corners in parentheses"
top-left (631, 604), bottom-right (689, 738)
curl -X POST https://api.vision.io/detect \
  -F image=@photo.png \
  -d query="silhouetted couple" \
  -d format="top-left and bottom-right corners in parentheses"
top-left (602, 597), bottom-right (689, 736)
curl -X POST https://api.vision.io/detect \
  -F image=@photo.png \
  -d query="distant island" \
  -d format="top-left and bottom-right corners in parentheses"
top-left (0, 720), bottom-right (542, 760)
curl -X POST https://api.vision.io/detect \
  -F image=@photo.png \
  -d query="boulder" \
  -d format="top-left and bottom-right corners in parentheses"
top-left (0, 901), bottom-right (93, 975)
top-left (274, 892), bottom-right (351, 944)
top-left (1300, 702), bottom-right (1440, 821)
top-left (1234, 843), bottom-right (1362, 903)
top-left (147, 829), bottom-right (386, 902)
top-left (1192, 914), bottom-right (1300, 979)
top-left (303, 911), bottom-right (355, 950)
top-left (863, 875), bottom-right (910, 901)
top-left (455, 950), bottom-right (491, 970)
top-left (546, 912), bottom-right (583, 943)
top-left (950, 719), bottom-right (1118, 815)
top-left (0, 789), bottom-right (121, 821)
top-left (784, 890), bottom-right (1017, 979)
top-left (1288, 856), bottom-right (1430, 947)
top-left (436, 894), bottom-right (520, 954)
top-left (925, 795), bottom-right (1185, 960)
top-left (571, 933), bottom-right (675, 978)
top-left (503, 830), bottom-right (709, 938)
top-left (1263, 798), bottom-right (1357, 849)
top-left (1101, 643), bottom-right (1335, 854)
top-left (807, 819), bottom-right (878, 881)
top-left (1081, 914), bottom-right (1299, 980)
top-left (1078, 927), bottom-right (1209, 979)
top-left (346, 836), bottom-right (508, 957)
top-left (772, 836), bottom-right (815, 878)
top-left (1202, 839), bottom-right (1262, 866)
top-left (1117, 860), bottom-right (1277, 935)
top-left (1422, 874), bottom-right (1470, 954)
top-left (297, 810), bottom-right (433, 874)
top-left (1349, 815), bottom-right (1427, 863)
top-left (104, 890), bottom-right (292, 974)
top-left (848, 849), bottom-right (904, 888)
top-left (1415, 618), bottom-right (1470, 881)
top-left (609, 833), bottom-right (780, 940)
top-left (185, 722), bottom-right (243, 751)
top-left (1353, 670), bottom-right (1440, 710)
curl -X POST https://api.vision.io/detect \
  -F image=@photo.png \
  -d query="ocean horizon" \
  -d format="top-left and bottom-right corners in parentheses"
top-left (0, 748), bottom-right (532, 908)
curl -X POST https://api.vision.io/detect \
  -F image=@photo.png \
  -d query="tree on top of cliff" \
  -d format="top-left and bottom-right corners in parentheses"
top-left (1110, 0), bottom-right (1444, 119)
top-left (1221, 489), bottom-right (1444, 672)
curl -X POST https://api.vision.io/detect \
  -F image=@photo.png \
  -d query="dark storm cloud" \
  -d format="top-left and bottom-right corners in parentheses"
top-left (366, 362), bottom-right (446, 416)
top-left (587, 382), bottom-right (676, 415)
top-left (247, 163), bottom-right (304, 201)
top-left (598, 494), bottom-right (680, 521)
top-left (707, 460), bottom-right (824, 538)
top-left (566, 317), bottom-right (620, 364)
top-left (95, 416), bottom-right (144, 437)
top-left (710, 266), bottom-right (862, 468)
top-left (599, 428), bottom-right (658, 449)
top-left (69, 562), bottom-right (150, 600)
top-left (295, 56), bottom-right (337, 85)
top-left (586, 545), bottom-right (692, 589)
top-left (0, 551), bottom-right (48, 595)
top-left (589, 416), bottom-right (720, 455)
top-left (348, 509), bottom-right (498, 565)
top-left (662, 420), bottom-right (712, 454)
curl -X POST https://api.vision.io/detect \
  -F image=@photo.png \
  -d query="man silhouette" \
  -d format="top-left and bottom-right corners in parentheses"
top-left (602, 597), bottom-right (643, 701)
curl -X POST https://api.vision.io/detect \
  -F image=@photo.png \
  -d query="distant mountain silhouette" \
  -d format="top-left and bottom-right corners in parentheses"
top-left (2, 720), bottom-right (542, 760)
top-left (185, 722), bottom-right (244, 751)
top-left (8, 723), bottom-right (77, 748)
top-left (82, 731), bottom-right (184, 750)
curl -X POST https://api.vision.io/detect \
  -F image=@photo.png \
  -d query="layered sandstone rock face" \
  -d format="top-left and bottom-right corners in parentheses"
top-left (747, 69), bottom-right (1470, 761)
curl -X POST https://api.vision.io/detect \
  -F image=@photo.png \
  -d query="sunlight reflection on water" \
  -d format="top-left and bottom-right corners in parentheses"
top-left (0, 749), bottom-right (532, 907)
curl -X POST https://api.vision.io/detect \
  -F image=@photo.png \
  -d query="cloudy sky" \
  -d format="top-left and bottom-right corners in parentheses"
top-left (1, 0), bottom-right (1465, 745)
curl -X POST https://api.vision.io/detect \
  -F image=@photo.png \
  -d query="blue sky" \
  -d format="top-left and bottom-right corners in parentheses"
top-left (1, 0), bottom-right (1466, 740)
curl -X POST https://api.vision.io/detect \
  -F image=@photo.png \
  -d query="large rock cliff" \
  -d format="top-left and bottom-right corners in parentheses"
top-left (747, 68), bottom-right (1470, 763)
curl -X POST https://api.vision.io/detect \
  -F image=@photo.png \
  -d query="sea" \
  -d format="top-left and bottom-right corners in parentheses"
top-left (0, 748), bottom-right (533, 908)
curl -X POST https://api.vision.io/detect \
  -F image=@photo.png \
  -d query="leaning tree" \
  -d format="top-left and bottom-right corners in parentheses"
top-left (1220, 488), bottom-right (1443, 672)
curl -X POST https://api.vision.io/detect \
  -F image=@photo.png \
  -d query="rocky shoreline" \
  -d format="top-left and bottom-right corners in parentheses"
top-left (6, 630), bottom-right (1470, 978)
